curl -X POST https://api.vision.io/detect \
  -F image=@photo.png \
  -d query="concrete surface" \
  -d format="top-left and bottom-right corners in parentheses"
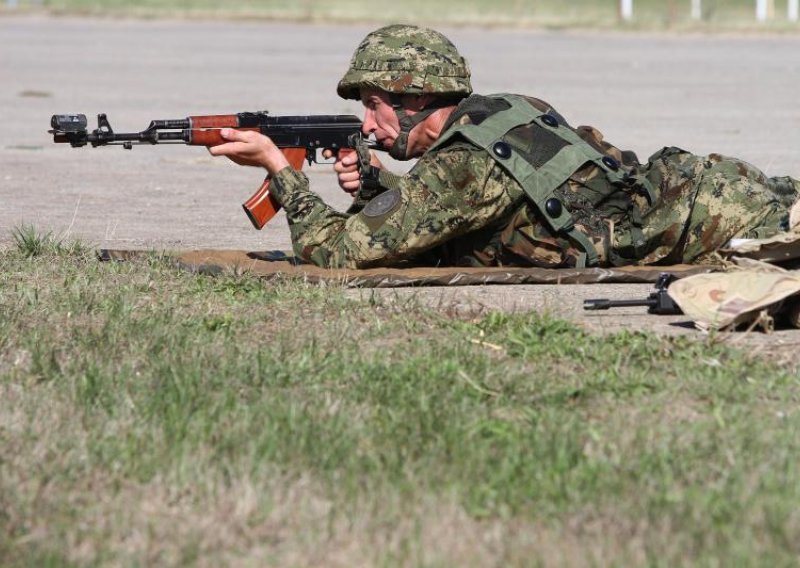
top-left (2, 16), bottom-right (799, 343)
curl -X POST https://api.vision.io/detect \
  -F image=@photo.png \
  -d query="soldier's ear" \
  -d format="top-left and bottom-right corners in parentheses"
top-left (422, 121), bottom-right (439, 141)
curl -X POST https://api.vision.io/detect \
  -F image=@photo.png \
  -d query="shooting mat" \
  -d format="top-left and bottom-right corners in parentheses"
top-left (98, 249), bottom-right (716, 288)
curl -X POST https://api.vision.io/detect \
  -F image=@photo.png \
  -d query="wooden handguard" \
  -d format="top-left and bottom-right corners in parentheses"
top-left (188, 115), bottom-right (240, 128)
top-left (187, 127), bottom-right (259, 147)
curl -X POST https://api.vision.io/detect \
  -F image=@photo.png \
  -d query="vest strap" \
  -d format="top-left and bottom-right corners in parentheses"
top-left (566, 227), bottom-right (599, 268)
top-left (431, 94), bottom-right (628, 267)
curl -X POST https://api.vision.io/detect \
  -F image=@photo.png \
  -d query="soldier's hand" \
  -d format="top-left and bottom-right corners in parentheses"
top-left (322, 148), bottom-right (384, 195)
top-left (208, 129), bottom-right (289, 176)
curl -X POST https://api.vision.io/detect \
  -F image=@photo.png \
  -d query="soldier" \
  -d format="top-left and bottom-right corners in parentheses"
top-left (210, 24), bottom-right (800, 269)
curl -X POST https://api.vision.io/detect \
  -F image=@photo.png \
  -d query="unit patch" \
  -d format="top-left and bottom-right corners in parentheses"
top-left (362, 188), bottom-right (402, 218)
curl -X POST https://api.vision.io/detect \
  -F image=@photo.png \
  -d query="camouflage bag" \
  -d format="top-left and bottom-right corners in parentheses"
top-left (719, 231), bottom-right (800, 264)
top-left (668, 231), bottom-right (800, 331)
top-left (668, 266), bottom-right (800, 332)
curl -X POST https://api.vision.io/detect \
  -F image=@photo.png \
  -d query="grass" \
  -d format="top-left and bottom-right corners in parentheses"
top-left (11, 224), bottom-right (89, 258)
top-left (1, 228), bottom-right (800, 566)
top-left (4, 0), bottom-right (800, 30)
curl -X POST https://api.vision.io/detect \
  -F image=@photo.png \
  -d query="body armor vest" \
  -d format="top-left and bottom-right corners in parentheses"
top-left (429, 94), bottom-right (655, 267)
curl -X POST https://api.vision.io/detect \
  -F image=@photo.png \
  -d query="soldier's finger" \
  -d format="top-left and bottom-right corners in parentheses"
top-left (340, 179), bottom-right (360, 193)
top-left (339, 151), bottom-right (358, 167)
top-left (208, 141), bottom-right (247, 157)
top-left (339, 170), bottom-right (360, 183)
top-left (333, 160), bottom-right (358, 174)
top-left (218, 128), bottom-right (253, 142)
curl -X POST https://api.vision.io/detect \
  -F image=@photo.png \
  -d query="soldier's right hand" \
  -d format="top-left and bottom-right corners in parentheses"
top-left (322, 148), bottom-right (384, 194)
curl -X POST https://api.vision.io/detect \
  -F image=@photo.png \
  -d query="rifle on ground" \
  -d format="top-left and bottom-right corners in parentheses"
top-left (49, 112), bottom-right (378, 229)
top-left (583, 273), bottom-right (682, 315)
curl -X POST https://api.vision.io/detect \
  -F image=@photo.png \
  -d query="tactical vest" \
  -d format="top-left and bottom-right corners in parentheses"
top-left (429, 94), bottom-right (655, 267)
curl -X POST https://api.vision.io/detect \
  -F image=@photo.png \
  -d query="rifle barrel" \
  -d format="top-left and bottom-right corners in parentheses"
top-left (583, 298), bottom-right (655, 310)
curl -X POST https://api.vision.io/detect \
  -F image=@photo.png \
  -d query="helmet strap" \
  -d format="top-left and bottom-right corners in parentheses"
top-left (387, 95), bottom-right (446, 161)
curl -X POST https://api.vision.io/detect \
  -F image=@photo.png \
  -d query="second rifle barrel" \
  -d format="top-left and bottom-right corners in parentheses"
top-left (583, 299), bottom-right (654, 310)
top-left (158, 131), bottom-right (190, 142)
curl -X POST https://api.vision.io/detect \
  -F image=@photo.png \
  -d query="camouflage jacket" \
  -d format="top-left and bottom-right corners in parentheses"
top-left (270, 94), bottom-right (798, 269)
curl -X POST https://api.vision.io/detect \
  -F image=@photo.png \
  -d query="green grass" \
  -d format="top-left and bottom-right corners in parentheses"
top-left (2, 229), bottom-right (800, 565)
top-left (11, 224), bottom-right (89, 258)
top-left (5, 0), bottom-right (800, 30)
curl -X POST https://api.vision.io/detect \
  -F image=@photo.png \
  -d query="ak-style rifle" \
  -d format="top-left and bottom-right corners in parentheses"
top-left (583, 273), bottom-right (682, 315)
top-left (49, 112), bottom-right (378, 229)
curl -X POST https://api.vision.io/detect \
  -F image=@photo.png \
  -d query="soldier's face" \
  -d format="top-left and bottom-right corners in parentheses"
top-left (359, 89), bottom-right (402, 150)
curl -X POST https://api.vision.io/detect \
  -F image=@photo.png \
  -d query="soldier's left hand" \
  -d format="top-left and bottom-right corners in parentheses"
top-left (208, 129), bottom-right (289, 175)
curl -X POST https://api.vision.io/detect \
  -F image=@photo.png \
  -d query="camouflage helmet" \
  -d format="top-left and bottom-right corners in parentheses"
top-left (337, 24), bottom-right (472, 101)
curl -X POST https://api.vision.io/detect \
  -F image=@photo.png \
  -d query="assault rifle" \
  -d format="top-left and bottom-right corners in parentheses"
top-left (583, 273), bottom-right (683, 315)
top-left (50, 112), bottom-right (379, 229)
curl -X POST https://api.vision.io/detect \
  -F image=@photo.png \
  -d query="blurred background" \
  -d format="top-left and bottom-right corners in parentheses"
top-left (2, 0), bottom-right (800, 30)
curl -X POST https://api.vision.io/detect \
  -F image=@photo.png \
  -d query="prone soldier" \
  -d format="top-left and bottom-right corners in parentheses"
top-left (209, 24), bottom-right (800, 270)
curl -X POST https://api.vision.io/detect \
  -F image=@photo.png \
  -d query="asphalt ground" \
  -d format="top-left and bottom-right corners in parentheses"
top-left (2, 16), bottom-right (799, 341)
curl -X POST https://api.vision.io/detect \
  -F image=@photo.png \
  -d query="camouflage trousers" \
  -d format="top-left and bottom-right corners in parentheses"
top-left (612, 147), bottom-right (800, 265)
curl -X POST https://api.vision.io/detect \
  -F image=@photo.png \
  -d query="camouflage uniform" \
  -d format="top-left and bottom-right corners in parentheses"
top-left (268, 25), bottom-right (799, 269)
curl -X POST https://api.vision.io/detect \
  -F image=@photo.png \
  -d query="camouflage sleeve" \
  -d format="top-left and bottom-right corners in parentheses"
top-left (269, 144), bottom-right (519, 269)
